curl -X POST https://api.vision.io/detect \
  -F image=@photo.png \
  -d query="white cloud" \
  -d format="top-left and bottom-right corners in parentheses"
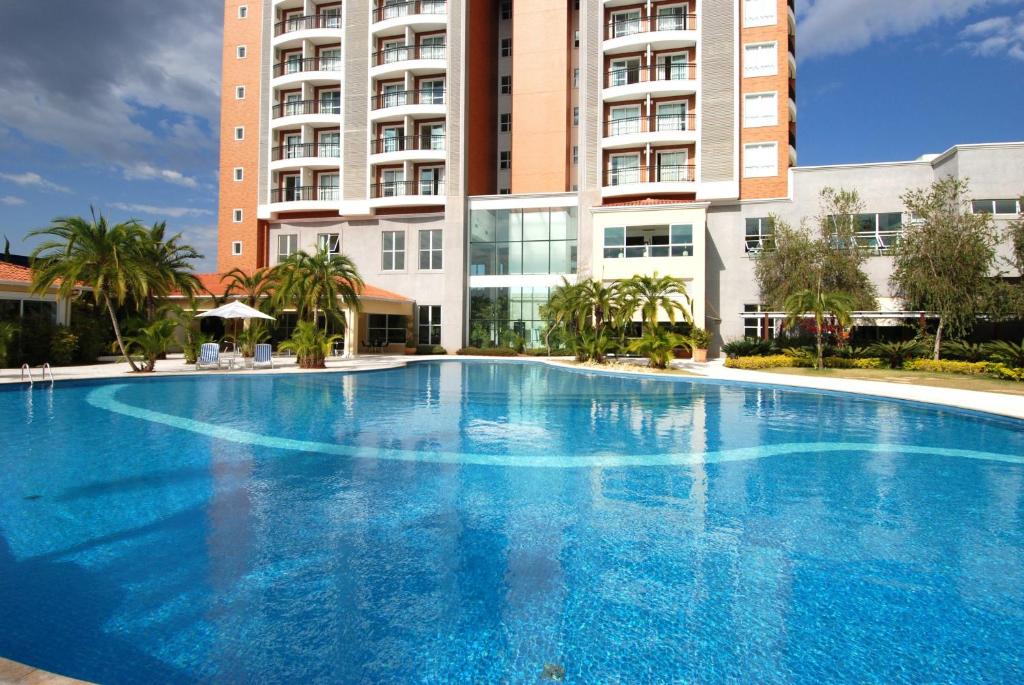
top-left (122, 163), bottom-right (200, 188)
top-left (0, 171), bottom-right (71, 193)
top-left (797, 0), bottom-right (1016, 59)
top-left (109, 202), bottom-right (214, 219)
top-left (960, 11), bottom-right (1024, 60)
top-left (0, 195), bottom-right (25, 206)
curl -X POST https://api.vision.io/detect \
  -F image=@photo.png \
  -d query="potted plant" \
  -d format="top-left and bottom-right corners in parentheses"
top-left (688, 327), bottom-right (713, 363)
top-left (404, 315), bottom-right (417, 355)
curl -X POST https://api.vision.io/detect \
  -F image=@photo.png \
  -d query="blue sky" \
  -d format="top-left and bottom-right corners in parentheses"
top-left (0, 0), bottom-right (1022, 272)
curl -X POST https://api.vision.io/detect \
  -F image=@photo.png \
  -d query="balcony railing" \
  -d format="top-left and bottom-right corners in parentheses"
top-left (605, 63), bottom-right (696, 87)
top-left (272, 56), bottom-right (343, 78)
top-left (603, 164), bottom-right (696, 186)
top-left (370, 135), bottom-right (446, 154)
top-left (370, 88), bottom-right (445, 110)
top-left (371, 43), bottom-right (446, 66)
top-left (370, 180), bottom-right (445, 198)
top-left (604, 112), bottom-right (696, 136)
top-left (372, 0), bottom-right (447, 23)
top-left (274, 14), bottom-right (342, 36)
top-left (271, 143), bottom-right (341, 161)
top-left (270, 186), bottom-right (340, 203)
top-left (272, 99), bottom-right (341, 118)
top-left (604, 14), bottom-right (697, 39)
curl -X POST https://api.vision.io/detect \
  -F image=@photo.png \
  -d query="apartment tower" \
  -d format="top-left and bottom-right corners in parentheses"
top-left (217, 0), bottom-right (797, 349)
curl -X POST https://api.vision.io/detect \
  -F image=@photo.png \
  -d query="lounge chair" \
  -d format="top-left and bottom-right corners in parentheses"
top-left (252, 343), bottom-right (274, 369)
top-left (196, 342), bottom-right (221, 370)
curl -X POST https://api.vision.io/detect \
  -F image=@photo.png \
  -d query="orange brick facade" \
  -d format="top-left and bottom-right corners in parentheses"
top-left (217, 0), bottom-right (265, 273)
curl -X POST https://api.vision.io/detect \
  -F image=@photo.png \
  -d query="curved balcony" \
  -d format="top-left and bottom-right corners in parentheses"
top-left (368, 180), bottom-right (446, 208)
top-left (270, 100), bottom-right (342, 129)
top-left (369, 135), bottom-right (446, 165)
top-left (369, 89), bottom-right (446, 121)
top-left (603, 15), bottom-right (698, 54)
top-left (601, 164), bottom-right (697, 198)
top-left (271, 56), bottom-right (343, 88)
top-left (372, 0), bottom-right (447, 35)
top-left (270, 143), bottom-right (341, 172)
top-left (267, 185), bottom-right (340, 214)
top-left (602, 113), bottom-right (697, 150)
top-left (272, 15), bottom-right (343, 49)
top-left (603, 63), bottom-right (697, 102)
top-left (369, 44), bottom-right (446, 79)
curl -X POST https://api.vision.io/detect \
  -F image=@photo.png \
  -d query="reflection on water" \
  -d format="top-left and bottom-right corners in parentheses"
top-left (0, 362), bottom-right (1023, 683)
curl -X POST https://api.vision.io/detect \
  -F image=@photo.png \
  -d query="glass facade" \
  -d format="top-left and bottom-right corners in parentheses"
top-left (469, 287), bottom-right (551, 348)
top-left (468, 208), bottom-right (578, 276)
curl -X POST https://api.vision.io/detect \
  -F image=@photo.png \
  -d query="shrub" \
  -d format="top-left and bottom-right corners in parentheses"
top-left (943, 340), bottom-right (987, 362)
top-left (688, 327), bottom-right (713, 349)
top-left (867, 340), bottom-right (926, 369)
top-left (987, 364), bottom-right (1024, 382)
top-left (906, 359), bottom-right (989, 375)
top-left (70, 312), bottom-right (110, 363)
top-left (49, 326), bottom-right (79, 365)
top-left (456, 347), bottom-right (518, 357)
top-left (0, 321), bottom-right (18, 368)
top-left (823, 356), bottom-right (884, 369)
top-left (983, 339), bottom-right (1024, 368)
top-left (721, 339), bottom-right (774, 358)
top-left (725, 355), bottom-right (799, 370)
top-left (416, 344), bottom-right (447, 355)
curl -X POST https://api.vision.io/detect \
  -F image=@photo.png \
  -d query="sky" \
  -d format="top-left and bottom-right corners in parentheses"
top-left (0, 0), bottom-right (1022, 272)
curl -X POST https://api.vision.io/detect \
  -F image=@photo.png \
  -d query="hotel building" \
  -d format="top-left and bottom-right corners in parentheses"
top-left (216, 0), bottom-right (1023, 351)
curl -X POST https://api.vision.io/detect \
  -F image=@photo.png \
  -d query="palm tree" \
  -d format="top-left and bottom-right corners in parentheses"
top-left (279, 320), bottom-right (343, 369)
top-left (138, 222), bottom-right (202, 319)
top-left (30, 212), bottom-right (152, 372)
top-left (221, 266), bottom-right (276, 309)
top-left (117, 318), bottom-right (178, 372)
top-left (273, 247), bottom-right (364, 330)
top-left (622, 273), bottom-right (693, 334)
top-left (627, 328), bottom-right (690, 370)
top-left (540, 278), bottom-right (584, 355)
top-left (576, 278), bottom-right (626, 334)
top-left (783, 287), bottom-right (855, 370)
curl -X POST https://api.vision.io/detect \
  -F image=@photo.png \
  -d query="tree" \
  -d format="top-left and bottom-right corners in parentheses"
top-left (118, 319), bottom-right (178, 372)
top-left (0, 321), bottom-right (17, 368)
top-left (279, 320), bottom-right (343, 369)
top-left (754, 188), bottom-right (878, 311)
top-left (621, 273), bottom-right (692, 334)
top-left (1008, 195), bottom-right (1024, 274)
top-left (783, 287), bottom-right (855, 370)
top-left (273, 247), bottom-right (364, 331)
top-left (890, 178), bottom-right (1000, 360)
top-left (138, 222), bottom-right (202, 320)
top-left (221, 266), bottom-right (276, 309)
top-left (30, 212), bottom-right (152, 372)
top-left (627, 328), bottom-right (689, 370)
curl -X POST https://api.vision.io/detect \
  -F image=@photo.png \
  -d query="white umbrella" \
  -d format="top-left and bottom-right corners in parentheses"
top-left (197, 300), bottom-right (275, 321)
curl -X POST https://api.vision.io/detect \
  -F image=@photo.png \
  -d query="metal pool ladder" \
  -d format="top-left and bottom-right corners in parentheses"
top-left (20, 363), bottom-right (55, 387)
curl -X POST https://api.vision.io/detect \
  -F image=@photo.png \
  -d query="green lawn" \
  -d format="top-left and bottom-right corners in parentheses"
top-left (759, 366), bottom-right (1024, 396)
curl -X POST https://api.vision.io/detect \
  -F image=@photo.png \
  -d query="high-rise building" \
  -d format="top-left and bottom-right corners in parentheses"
top-left (216, 1), bottom-right (1023, 352)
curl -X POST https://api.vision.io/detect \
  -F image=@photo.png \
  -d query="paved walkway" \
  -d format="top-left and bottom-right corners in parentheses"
top-left (0, 657), bottom-right (91, 684)
top-left (3, 354), bottom-right (1024, 421)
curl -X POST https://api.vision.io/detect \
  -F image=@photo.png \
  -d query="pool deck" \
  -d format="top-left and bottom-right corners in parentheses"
top-left (3, 354), bottom-right (1024, 421)
top-left (0, 657), bottom-right (92, 684)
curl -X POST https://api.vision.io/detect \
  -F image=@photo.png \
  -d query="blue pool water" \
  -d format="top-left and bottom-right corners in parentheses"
top-left (1, 360), bottom-right (1023, 683)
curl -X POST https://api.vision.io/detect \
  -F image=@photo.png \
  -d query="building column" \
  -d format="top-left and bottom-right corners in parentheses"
top-left (344, 307), bottom-right (359, 358)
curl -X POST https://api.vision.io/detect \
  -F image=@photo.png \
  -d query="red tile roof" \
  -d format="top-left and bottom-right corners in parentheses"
top-left (0, 261), bottom-right (32, 282)
top-left (185, 272), bottom-right (412, 303)
top-left (602, 198), bottom-right (698, 207)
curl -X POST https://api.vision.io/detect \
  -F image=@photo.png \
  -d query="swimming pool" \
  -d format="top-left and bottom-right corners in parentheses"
top-left (1, 360), bottom-right (1023, 683)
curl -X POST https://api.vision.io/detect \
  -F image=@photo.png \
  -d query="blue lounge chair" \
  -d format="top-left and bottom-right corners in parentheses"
top-left (196, 342), bottom-right (221, 370)
top-left (252, 343), bottom-right (274, 369)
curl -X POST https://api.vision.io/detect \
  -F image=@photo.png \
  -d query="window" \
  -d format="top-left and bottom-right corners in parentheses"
top-left (234, 126), bottom-right (245, 140)
top-left (382, 230), bottom-right (406, 270)
top-left (277, 234), bottom-right (298, 262)
top-left (233, 167), bottom-right (244, 182)
top-left (232, 209), bottom-right (243, 223)
top-left (469, 208), bottom-right (578, 276)
top-left (418, 305), bottom-right (442, 345)
top-left (499, 150), bottom-right (511, 169)
top-left (317, 233), bottom-right (341, 255)
top-left (744, 304), bottom-right (781, 340)
top-left (367, 314), bottom-right (406, 344)
top-left (318, 173), bottom-right (339, 201)
top-left (744, 92), bottom-right (777, 127)
top-left (842, 212), bottom-right (904, 253)
top-left (973, 199), bottom-right (1021, 215)
top-left (602, 224), bottom-right (693, 259)
top-left (573, 106), bottom-right (579, 126)
top-left (574, 30), bottom-right (579, 47)
top-left (743, 142), bottom-right (778, 178)
top-left (231, 241), bottom-right (243, 256)
top-left (235, 85), bottom-right (246, 100)
top-left (608, 153), bottom-right (641, 185)
top-left (500, 75), bottom-right (511, 94)
top-left (499, 188), bottom-right (510, 195)
top-left (500, 38), bottom-right (512, 57)
top-left (500, 0), bottom-right (512, 20)
top-left (573, 68), bottom-right (579, 88)
top-left (419, 229), bottom-right (443, 270)
top-left (743, 42), bottom-right (777, 77)
top-left (743, 0), bottom-right (776, 27)
top-left (572, 146), bottom-right (578, 166)
top-left (744, 217), bottom-right (773, 253)
top-left (236, 45), bottom-right (247, 59)
top-left (238, 5), bottom-right (248, 18)
top-left (499, 113), bottom-right (511, 132)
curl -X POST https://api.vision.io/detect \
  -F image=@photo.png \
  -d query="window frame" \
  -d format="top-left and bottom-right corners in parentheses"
top-left (418, 228), bottom-right (443, 271)
top-left (743, 91), bottom-right (778, 128)
top-left (381, 230), bottom-right (406, 271)
top-left (276, 233), bottom-right (298, 263)
top-left (743, 41), bottom-right (778, 78)
top-left (742, 142), bottom-right (778, 178)
top-left (418, 305), bottom-right (442, 345)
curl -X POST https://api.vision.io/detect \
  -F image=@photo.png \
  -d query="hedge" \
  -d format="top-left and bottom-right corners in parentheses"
top-left (456, 347), bottom-right (518, 357)
top-left (416, 345), bottom-right (447, 355)
top-left (905, 359), bottom-right (989, 375)
top-left (725, 355), bottom-right (885, 370)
